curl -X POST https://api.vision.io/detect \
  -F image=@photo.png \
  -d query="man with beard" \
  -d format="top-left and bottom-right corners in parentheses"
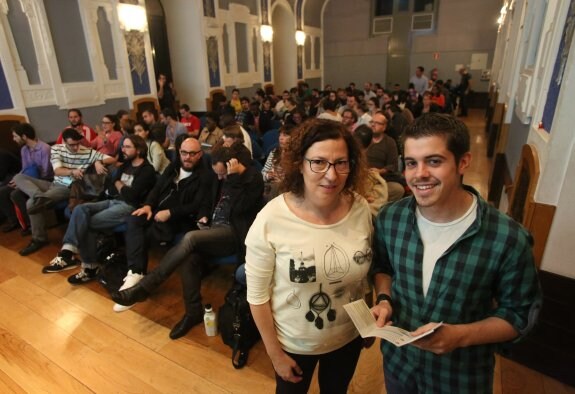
top-left (112, 137), bottom-right (215, 312)
top-left (42, 135), bottom-right (156, 284)
top-left (55, 109), bottom-right (96, 146)
top-left (341, 108), bottom-right (358, 133)
top-left (0, 123), bottom-right (53, 234)
top-left (367, 112), bottom-right (405, 202)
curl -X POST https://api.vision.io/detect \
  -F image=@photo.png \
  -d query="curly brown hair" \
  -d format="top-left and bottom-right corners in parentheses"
top-left (280, 118), bottom-right (367, 198)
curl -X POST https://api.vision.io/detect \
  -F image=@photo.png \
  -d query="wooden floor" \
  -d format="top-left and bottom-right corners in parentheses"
top-left (0, 109), bottom-right (573, 393)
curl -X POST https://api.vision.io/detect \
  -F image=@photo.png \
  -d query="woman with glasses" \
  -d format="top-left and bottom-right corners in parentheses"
top-left (91, 114), bottom-right (123, 157)
top-left (245, 119), bottom-right (373, 393)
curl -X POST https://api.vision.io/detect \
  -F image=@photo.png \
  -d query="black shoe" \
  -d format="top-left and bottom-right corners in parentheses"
top-left (111, 283), bottom-right (149, 306)
top-left (20, 228), bottom-right (31, 236)
top-left (67, 267), bottom-right (100, 285)
top-left (169, 312), bottom-right (203, 340)
top-left (2, 222), bottom-right (19, 233)
top-left (42, 254), bottom-right (81, 273)
top-left (27, 197), bottom-right (55, 215)
top-left (19, 239), bottom-right (49, 256)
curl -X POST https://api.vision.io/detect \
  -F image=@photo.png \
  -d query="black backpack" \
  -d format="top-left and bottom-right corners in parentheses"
top-left (98, 251), bottom-right (128, 294)
top-left (218, 283), bottom-right (261, 369)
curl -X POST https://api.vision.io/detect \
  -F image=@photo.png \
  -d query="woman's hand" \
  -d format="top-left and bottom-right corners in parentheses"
top-left (270, 351), bottom-right (303, 383)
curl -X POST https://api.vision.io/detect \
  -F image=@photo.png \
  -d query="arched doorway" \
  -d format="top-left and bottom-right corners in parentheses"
top-left (272, 2), bottom-right (297, 93)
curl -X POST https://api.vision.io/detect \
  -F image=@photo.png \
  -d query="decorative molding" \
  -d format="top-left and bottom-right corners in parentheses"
top-left (22, 88), bottom-right (55, 106)
top-left (104, 82), bottom-right (124, 97)
top-left (62, 83), bottom-right (104, 108)
top-left (124, 30), bottom-right (146, 84)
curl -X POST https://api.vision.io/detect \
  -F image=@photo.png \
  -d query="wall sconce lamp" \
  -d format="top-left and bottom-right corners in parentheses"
top-left (260, 24), bottom-right (274, 43)
top-left (118, 3), bottom-right (148, 32)
top-left (295, 30), bottom-right (306, 46)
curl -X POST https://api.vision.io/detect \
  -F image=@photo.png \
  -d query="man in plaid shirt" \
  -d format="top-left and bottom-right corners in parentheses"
top-left (371, 113), bottom-right (541, 393)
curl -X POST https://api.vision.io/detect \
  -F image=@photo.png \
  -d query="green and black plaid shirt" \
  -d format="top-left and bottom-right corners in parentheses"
top-left (372, 186), bottom-right (541, 393)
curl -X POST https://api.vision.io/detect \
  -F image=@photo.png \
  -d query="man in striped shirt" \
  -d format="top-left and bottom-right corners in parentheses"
top-left (13, 128), bottom-right (115, 256)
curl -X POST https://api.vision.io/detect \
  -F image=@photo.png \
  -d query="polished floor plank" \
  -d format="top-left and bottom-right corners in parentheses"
top-left (0, 289), bottom-right (161, 393)
top-left (0, 368), bottom-right (27, 394)
top-left (0, 325), bottom-right (89, 393)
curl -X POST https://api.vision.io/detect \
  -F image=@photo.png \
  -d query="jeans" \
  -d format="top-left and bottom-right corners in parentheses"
top-left (13, 174), bottom-right (70, 241)
top-left (140, 225), bottom-right (238, 312)
top-left (62, 199), bottom-right (134, 267)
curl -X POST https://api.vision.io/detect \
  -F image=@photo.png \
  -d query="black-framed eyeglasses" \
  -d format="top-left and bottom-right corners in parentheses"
top-left (304, 158), bottom-right (351, 174)
top-left (180, 150), bottom-right (201, 158)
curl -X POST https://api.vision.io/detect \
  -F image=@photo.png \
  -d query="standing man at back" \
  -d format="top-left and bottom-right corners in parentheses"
top-left (371, 113), bottom-right (541, 393)
top-left (409, 66), bottom-right (429, 96)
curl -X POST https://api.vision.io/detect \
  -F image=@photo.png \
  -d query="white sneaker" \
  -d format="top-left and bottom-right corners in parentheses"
top-left (113, 270), bottom-right (144, 312)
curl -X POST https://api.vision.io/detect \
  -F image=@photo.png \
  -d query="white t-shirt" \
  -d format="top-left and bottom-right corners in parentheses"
top-left (416, 194), bottom-right (477, 297)
top-left (246, 194), bottom-right (373, 355)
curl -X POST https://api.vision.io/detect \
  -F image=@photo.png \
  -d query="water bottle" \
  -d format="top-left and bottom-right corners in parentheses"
top-left (204, 304), bottom-right (218, 336)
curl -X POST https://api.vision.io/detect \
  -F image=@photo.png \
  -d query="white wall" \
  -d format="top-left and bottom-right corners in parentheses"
top-left (411, 0), bottom-right (501, 92)
top-left (322, 0), bottom-right (388, 89)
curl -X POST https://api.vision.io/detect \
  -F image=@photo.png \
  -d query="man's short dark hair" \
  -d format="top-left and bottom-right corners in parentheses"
top-left (232, 88), bottom-right (240, 94)
top-left (68, 108), bottom-right (82, 117)
top-left (180, 104), bottom-right (190, 112)
top-left (12, 123), bottom-right (36, 139)
top-left (417, 66), bottom-right (424, 72)
top-left (354, 124), bottom-right (373, 149)
top-left (240, 96), bottom-right (250, 104)
top-left (62, 128), bottom-right (83, 142)
top-left (323, 98), bottom-right (337, 112)
top-left (403, 113), bottom-right (470, 164)
top-left (116, 109), bottom-right (129, 119)
top-left (162, 107), bottom-right (176, 120)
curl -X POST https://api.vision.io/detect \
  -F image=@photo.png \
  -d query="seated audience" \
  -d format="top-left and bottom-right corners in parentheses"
top-left (14, 128), bottom-right (115, 256)
top-left (112, 142), bottom-right (264, 339)
top-left (42, 135), bottom-right (155, 284)
top-left (113, 137), bottom-right (215, 312)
